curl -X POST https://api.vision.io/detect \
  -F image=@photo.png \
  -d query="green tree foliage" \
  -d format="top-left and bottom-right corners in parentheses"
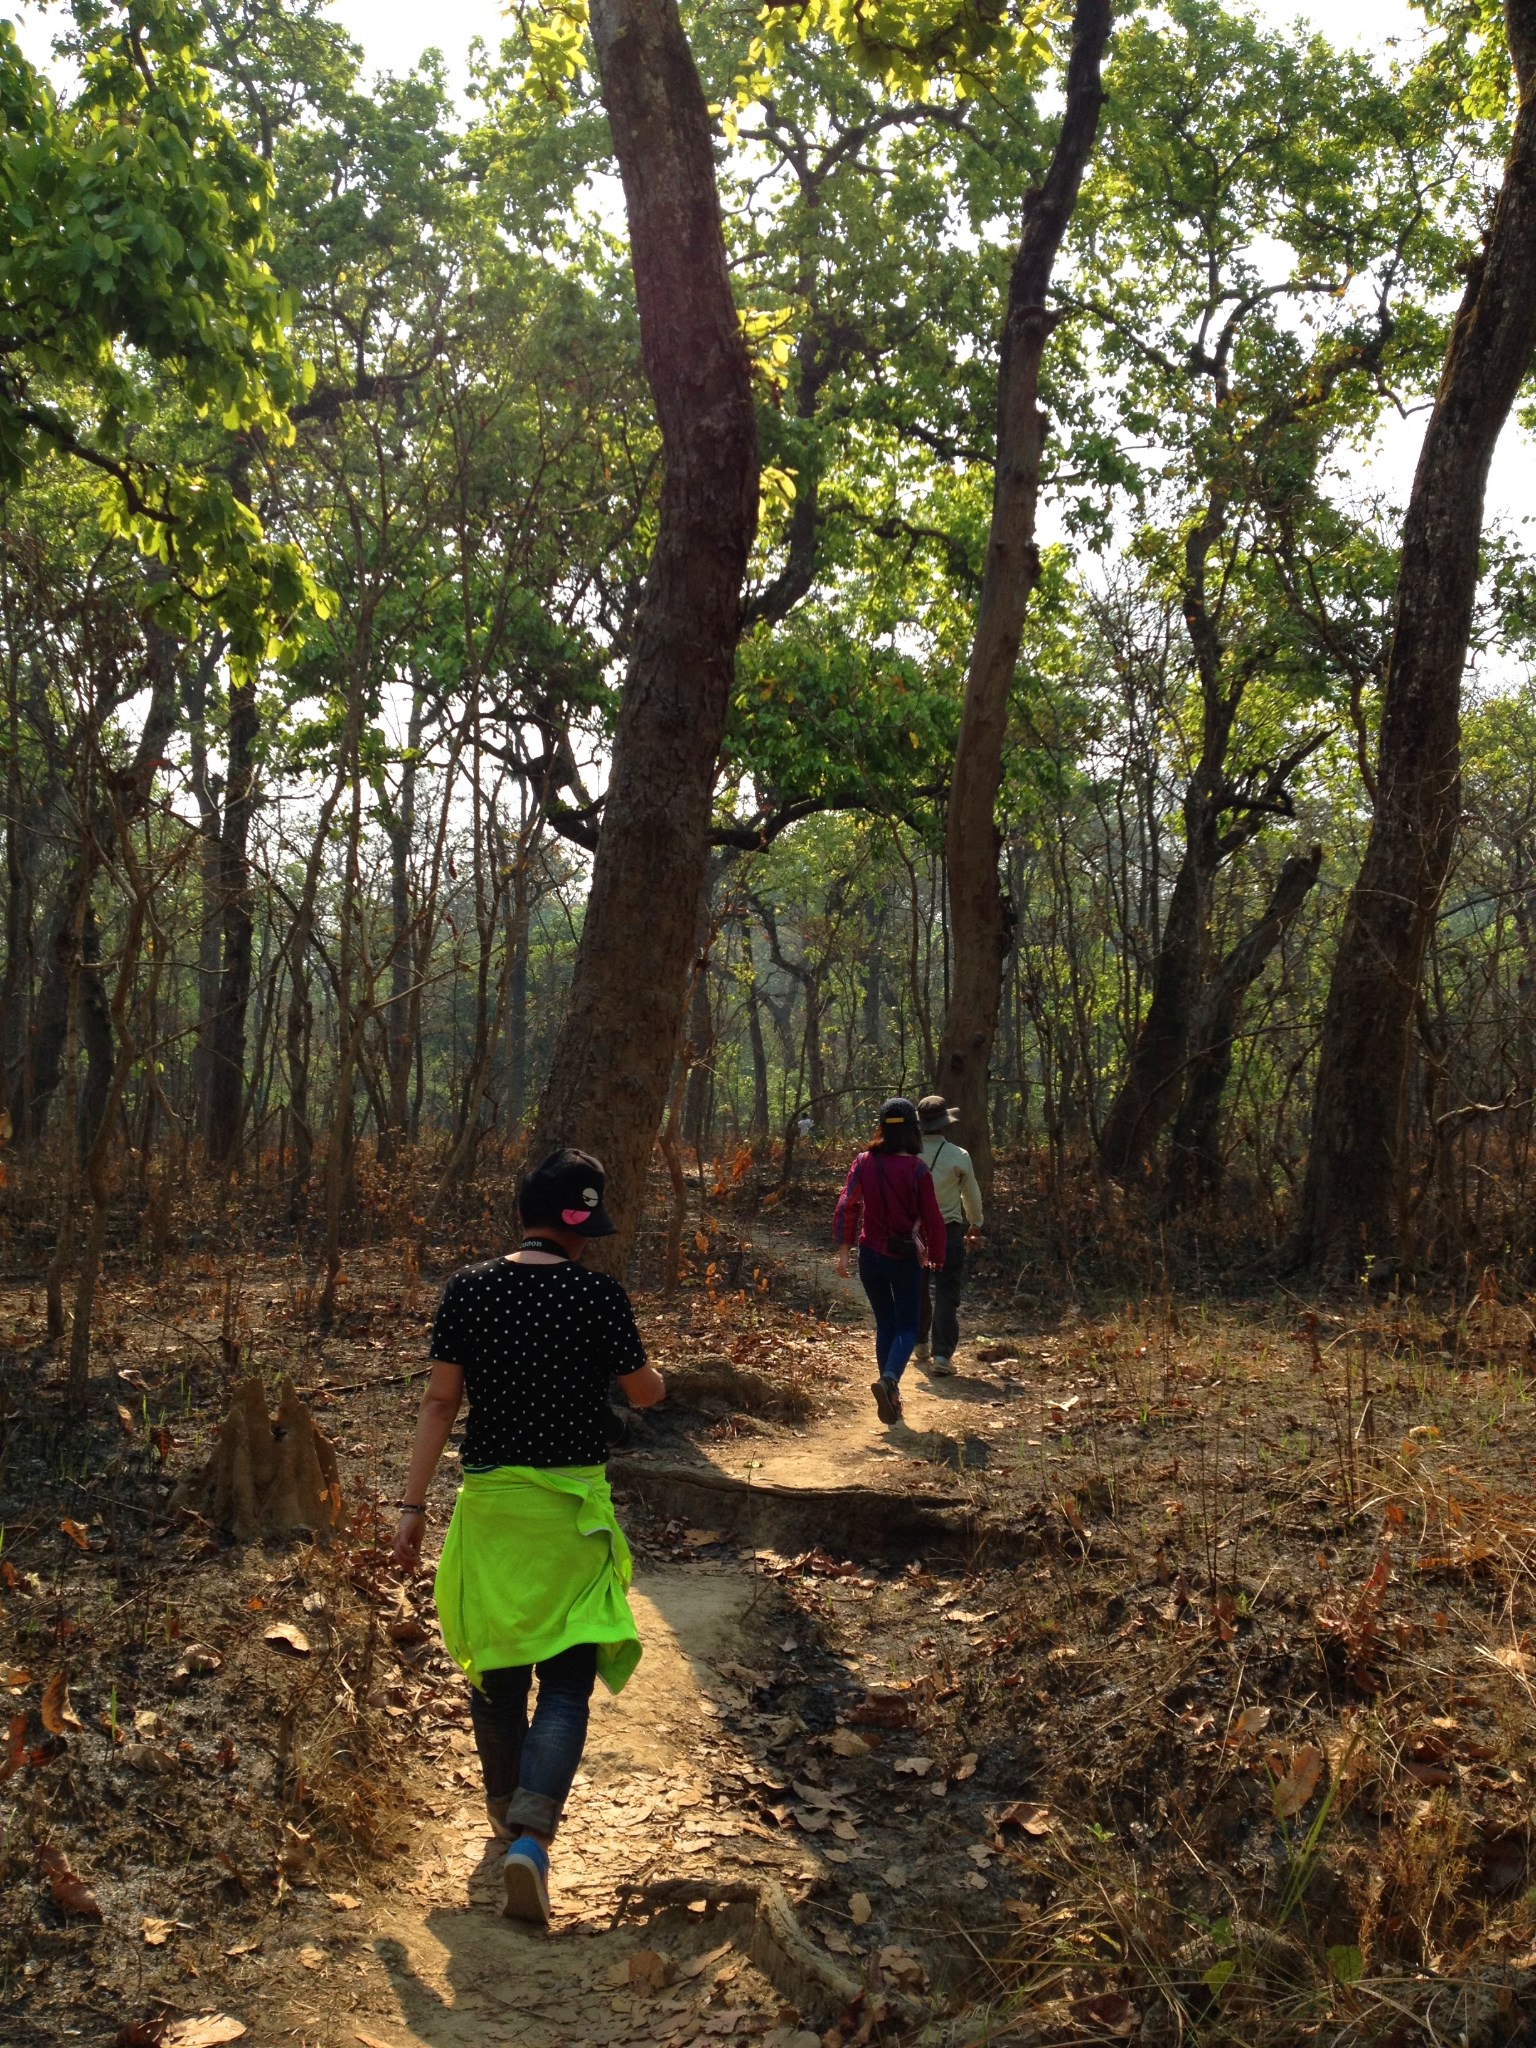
top-left (0, 1), bottom-right (324, 658)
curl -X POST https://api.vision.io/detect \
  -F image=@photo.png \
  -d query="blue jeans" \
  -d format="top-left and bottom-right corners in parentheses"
top-left (858, 1245), bottom-right (924, 1382)
top-left (470, 1642), bottom-right (597, 1839)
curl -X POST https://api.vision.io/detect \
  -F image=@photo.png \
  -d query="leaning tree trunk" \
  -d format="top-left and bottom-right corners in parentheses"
top-left (935, 0), bottom-right (1111, 1195)
top-left (1165, 845), bottom-right (1322, 1214)
top-left (1289, 7), bottom-right (1536, 1281)
top-left (529, 0), bottom-right (758, 1267)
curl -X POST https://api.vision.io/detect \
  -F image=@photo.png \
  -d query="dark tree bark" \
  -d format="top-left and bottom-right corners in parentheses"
top-left (682, 951), bottom-right (714, 1159)
top-left (183, 645), bottom-right (222, 1138)
top-left (20, 619), bottom-right (180, 1149)
top-left (530, 0), bottom-right (758, 1265)
top-left (935, 0), bottom-right (1111, 1195)
top-left (379, 686), bottom-right (424, 1165)
top-left (205, 675), bottom-right (258, 1166)
top-left (1290, 6), bottom-right (1536, 1280)
top-left (75, 901), bottom-right (113, 1160)
top-left (1097, 500), bottom-right (1325, 1181)
top-left (746, 975), bottom-right (771, 1139)
top-left (1165, 845), bottom-right (1322, 1213)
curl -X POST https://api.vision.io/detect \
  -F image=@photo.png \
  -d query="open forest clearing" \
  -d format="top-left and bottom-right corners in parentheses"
top-left (3, 0), bottom-right (1536, 2043)
top-left (5, 1173), bottom-right (1536, 2047)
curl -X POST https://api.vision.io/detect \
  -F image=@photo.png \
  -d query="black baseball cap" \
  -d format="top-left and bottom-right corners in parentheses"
top-left (517, 1148), bottom-right (618, 1237)
top-left (878, 1097), bottom-right (920, 1136)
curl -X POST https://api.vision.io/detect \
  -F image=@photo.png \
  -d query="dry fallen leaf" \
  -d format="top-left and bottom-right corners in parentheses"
top-left (882, 1862), bottom-right (909, 1889)
top-left (1229, 1705), bottom-right (1273, 1744)
top-left (822, 1926), bottom-right (853, 1955)
top-left (995, 1800), bottom-right (1054, 1837)
top-left (59, 1518), bottom-right (91, 1552)
top-left (121, 1742), bottom-right (177, 1774)
top-left (327, 1891), bottom-right (361, 1911)
top-left (627, 1948), bottom-right (675, 1993)
top-left (1273, 1744), bottom-right (1325, 1819)
top-left (2, 1712), bottom-right (25, 1783)
top-left (952, 1751), bottom-right (979, 1781)
top-left (2, 1668), bottom-right (29, 1692)
top-left (263, 1624), bottom-right (312, 1656)
top-left (162, 2020), bottom-right (247, 2048)
top-left (892, 1755), bottom-right (933, 1777)
top-left (175, 1644), bottom-right (224, 1678)
top-left (142, 1917), bottom-right (177, 1947)
top-left (826, 1727), bottom-right (873, 1758)
top-left (38, 1843), bottom-right (102, 1919)
top-left (679, 1939), bottom-right (735, 1981)
top-left (849, 1892), bottom-right (873, 1926)
top-left (41, 1671), bottom-right (83, 1735)
top-left (297, 1944), bottom-right (326, 1971)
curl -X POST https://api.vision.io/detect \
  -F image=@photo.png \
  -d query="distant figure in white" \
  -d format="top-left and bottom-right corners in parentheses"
top-left (913, 1096), bottom-right (983, 1378)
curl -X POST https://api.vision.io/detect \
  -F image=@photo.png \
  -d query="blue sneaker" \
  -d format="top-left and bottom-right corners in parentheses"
top-left (502, 1833), bottom-right (550, 1926)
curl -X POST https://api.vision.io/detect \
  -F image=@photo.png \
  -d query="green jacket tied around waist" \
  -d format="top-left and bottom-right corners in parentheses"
top-left (433, 1465), bottom-right (641, 1694)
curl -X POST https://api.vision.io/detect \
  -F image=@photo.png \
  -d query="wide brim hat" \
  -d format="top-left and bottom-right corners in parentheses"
top-left (917, 1095), bottom-right (959, 1131)
top-left (518, 1147), bottom-right (619, 1237)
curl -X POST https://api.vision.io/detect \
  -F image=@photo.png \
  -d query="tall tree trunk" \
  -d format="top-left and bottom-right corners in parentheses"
top-left (205, 675), bottom-right (258, 1167)
top-left (935, 0), bottom-right (1111, 1195)
top-left (747, 975), bottom-right (771, 1139)
top-left (682, 954), bottom-right (713, 1159)
top-left (1290, 6), bottom-right (1536, 1280)
top-left (381, 686), bottom-right (424, 1165)
top-left (506, 886), bottom-right (530, 1132)
top-left (530, 0), bottom-right (758, 1265)
top-left (183, 642), bottom-right (222, 1141)
top-left (75, 902), bottom-right (113, 1162)
top-left (20, 620), bottom-right (179, 1150)
top-left (1165, 845), bottom-right (1322, 1213)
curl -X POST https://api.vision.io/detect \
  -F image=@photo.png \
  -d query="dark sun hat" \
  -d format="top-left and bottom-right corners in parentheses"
top-left (917, 1095), bottom-right (959, 1132)
top-left (518, 1148), bottom-right (618, 1237)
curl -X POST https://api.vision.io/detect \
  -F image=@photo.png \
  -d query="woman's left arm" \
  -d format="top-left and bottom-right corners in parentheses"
top-left (392, 1360), bottom-right (464, 1569)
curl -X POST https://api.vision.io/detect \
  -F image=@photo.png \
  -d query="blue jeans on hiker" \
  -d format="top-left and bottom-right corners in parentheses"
top-left (470, 1641), bottom-right (597, 1839)
top-left (858, 1245), bottom-right (924, 1382)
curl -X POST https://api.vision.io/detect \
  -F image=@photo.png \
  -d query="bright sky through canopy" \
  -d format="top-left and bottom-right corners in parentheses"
top-left (328, 0), bottom-right (1433, 89)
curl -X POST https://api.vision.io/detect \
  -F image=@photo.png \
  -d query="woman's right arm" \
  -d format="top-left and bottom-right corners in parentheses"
top-left (392, 1360), bottom-right (464, 1569)
top-left (832, 1157), bottom-right (861, 1275)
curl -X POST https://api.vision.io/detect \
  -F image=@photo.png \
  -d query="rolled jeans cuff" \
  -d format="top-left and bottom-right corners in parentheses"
top-left (506, 1787), bottom-right (562, 1838)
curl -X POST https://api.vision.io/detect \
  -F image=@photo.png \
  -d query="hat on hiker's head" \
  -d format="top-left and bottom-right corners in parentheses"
top-left (518, 1148), bottom-right (618, 1237)
top-left (918, 1094), bottom-right (959, 1132)
top-left (877, 1097), bottom-right (920, 1141)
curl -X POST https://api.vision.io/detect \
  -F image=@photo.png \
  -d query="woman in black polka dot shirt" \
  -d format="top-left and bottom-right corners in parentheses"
top-left (392, 1149), bottom-right (664, 1925)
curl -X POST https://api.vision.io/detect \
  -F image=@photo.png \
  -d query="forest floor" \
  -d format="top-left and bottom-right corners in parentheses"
top-left (5, 1169), bottom-right (1536, 2047)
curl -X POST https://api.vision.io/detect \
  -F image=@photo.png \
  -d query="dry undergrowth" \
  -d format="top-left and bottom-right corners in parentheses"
top-left (772, 1283), bottom-right (1536, 2046)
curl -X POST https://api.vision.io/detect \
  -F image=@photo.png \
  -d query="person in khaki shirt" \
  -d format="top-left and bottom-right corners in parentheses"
top-left (914, 1096), bottom-right (983, 1375)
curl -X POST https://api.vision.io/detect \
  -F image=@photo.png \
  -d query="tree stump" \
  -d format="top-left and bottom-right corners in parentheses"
top-left (171, 1376), bottom-right (343, 1543)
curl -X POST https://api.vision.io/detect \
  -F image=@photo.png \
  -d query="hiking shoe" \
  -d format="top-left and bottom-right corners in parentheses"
top-left (502, 1834), bottom-right (550, 1926)
top-left (929, 1356), bottom-right (956, 1378)
top-left (486, 1797), bottom-right (513, 1842)
top-left (913, 1341), bottom-right (930, 1363)
top-left (871, 1376), bottom-right (903, 1425)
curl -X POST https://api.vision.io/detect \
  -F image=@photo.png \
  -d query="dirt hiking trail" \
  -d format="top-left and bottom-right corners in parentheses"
top-left (277, 1227), bottom-right (1023, 2048)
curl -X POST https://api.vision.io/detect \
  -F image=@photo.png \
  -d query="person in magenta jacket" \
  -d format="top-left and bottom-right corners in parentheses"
top-left (832, 1097), bottom-right (947, 1425)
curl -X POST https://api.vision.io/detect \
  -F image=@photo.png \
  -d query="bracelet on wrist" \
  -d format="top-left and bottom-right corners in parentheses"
top-left (396, 1502), bottom-right (427, 1515)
